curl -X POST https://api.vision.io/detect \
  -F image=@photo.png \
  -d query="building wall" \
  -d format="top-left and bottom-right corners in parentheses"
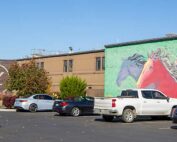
top-left (0, 60), bottom-right (15, 93)
top-left (17, 51), bottom-right (104, 97)
top-left (105, 39), bottom-right (177, 98)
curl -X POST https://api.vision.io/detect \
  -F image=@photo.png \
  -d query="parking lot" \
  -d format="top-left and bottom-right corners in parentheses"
top-left (0, 111), bottom-right (177, 142)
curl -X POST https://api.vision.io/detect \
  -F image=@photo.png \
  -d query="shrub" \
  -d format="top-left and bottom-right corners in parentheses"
top-left (0, 94), bottom-right (3, 101)
top-left (2, 96), bottom-right (17, 109)
top-left (60, 76), bottom-right (87, 99)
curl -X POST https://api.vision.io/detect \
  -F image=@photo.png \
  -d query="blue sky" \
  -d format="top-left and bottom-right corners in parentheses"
top-left (0, 0), bottom-right (177, 59)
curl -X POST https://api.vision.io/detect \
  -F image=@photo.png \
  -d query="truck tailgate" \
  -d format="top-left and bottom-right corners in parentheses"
top-left (94, 97), bottom-right (117, 110)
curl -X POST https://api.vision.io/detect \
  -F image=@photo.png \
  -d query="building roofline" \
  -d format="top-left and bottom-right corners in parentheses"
top-left (16, 49), bottom-right (104, 61)
top-left (0, 59), bottom-right (15, 61)
top-left (105, 36), bottom-right (177, 48)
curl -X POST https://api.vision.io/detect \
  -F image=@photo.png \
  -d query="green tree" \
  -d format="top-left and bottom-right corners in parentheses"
top-left (60, 76), bottom-right (87, 99)
top-left (5, 60), bottom-right (50, 97)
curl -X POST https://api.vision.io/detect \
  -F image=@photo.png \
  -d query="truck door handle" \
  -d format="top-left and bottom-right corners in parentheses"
top-left (144, 101), bottom-right (147, 103)
top-left (157, 101), bottom-right (160, 103)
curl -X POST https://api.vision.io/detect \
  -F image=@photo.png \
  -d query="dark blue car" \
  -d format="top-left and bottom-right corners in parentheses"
top-left (172, 107), bottom-right (177, 123)
top-left (53, 96), bottom-right (94, 116)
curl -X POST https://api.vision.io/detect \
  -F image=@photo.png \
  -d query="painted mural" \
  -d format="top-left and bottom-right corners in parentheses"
top-left (116, 53), bottom-right (146, 86)
top-left (104, 39), bottom-right (177, 97)
top-left (137, 48), bottom-right (177, 98)
top-left (116, 48), bottom-right (177, 98)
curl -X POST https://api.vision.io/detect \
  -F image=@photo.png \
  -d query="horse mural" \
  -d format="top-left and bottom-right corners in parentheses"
top-left (137, 49), bottom-right (177, 98)
top-left (116, 53), bottom-right (146, 86)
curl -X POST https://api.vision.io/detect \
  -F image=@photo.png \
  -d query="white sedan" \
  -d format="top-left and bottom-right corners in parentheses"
top-left (14, 94), bottom-right (55, 112)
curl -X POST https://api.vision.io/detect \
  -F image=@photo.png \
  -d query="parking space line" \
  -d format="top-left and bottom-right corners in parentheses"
top-left (159, 127), bottom-right (171, 130)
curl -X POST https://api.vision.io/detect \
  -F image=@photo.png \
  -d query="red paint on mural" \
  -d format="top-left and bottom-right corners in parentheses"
top-left (137, 58), bottom-right (177, 98)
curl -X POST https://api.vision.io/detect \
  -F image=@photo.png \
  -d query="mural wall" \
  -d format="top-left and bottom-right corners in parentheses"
top-left (104, 39), bottom-right (177, 98)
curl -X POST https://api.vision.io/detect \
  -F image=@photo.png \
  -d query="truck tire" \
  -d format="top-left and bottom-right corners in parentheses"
top-left (171, 107), bottom-right (176, 118)
top-left (122, 109), bottom-right (135, 123)
top-left (102, 115), bottom-right (114, 122)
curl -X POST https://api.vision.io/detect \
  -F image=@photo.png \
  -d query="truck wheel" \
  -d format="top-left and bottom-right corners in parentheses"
top-left (171, 107), bottom-right (176, 118)
top-left (102, 115), bottom-right (114, 122)
top-left (122, 109), bottom-right (135, 123)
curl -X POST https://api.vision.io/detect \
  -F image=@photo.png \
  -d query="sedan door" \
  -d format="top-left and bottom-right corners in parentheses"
top-left (36, 95), bottom-right (54, 110)
top-left (43, 95), bottom-right (54, 110)
top-left (78, 98), bottom-right (94, 114)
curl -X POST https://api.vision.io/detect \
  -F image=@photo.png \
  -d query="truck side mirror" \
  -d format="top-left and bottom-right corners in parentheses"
top-left (166, 97), bottom-right (170, 102)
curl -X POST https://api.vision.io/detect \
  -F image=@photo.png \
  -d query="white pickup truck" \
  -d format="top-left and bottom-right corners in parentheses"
top-left (94, 89), bottom-right (177, 123)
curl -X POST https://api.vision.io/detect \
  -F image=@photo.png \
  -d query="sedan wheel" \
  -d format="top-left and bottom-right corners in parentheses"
top-left (29, 104), bottom-right (38, 112)
top-left (71, 107), bottom-right (80, 117)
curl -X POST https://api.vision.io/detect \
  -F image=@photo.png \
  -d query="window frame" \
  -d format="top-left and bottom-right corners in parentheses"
top-left (96, 57), bottom-right (101, 71)
top-left (43, 95), bottom-right (53, 100)
top-left (36, 62), bottom-right (44, 69)
top-left (102, 57), bottom-right (105, 70)
top-left (141, 91), bottom-right (153, 99)
top-left (63, 60), bottom-right (68, 72)
top-left (68, 59), bottom-right (73, 72)
top-left (152, 91), bottom-right (167, 99)
top-left (121, 90), bottom-right (138, 98)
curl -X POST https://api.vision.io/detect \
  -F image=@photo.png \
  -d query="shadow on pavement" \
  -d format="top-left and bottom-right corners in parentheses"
top-left (95, 117), bottom-right (122, 123)
top-left (171, 125), bottom-right (177, 129)
top-left (95, 116), bottom-right (171, 123)
top-left (54, 112), bottom-right (100, 117)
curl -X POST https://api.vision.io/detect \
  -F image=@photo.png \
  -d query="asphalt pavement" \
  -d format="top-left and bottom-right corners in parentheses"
top-left (0, 111), bottom-right (177, 142)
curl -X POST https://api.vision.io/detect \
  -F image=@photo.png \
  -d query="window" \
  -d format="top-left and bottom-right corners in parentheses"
top-left (43, 95), bottom-right (53, 100)
top-left (121, 90), bottom-right (138, 98)
top-left (74, 96), bottom-right (85, 102)
top-left (86, 96), bottom-right (94, 101)
top-left (63, 59), bottom-right (73, 72)
top-left (41, 62), bottom-right (44, 69)
top-left (142, 91), bottom-right (153, 99)
top-left (142, 91), bottom-right (167, 99)
top-left (96, 57), bottom-right (101, 71)
top-left (68, 59), bottom-right (73, 72)
top-left (152, 91), bottom-right (166, 99)
top-left (102, 57), bottom-right (105, 70)
top-left (38, 95), bottom-right (45, 100)
top-left (36, 63), bottom-right (39, 68)
top-left (96, 57), bottom-right (104, 71)
top-left (36, 62), bottom-right (44, 69)
top-left (63, 60), bottom-right (68, 72)
top-left (33, 95), bottom-right (39, 99)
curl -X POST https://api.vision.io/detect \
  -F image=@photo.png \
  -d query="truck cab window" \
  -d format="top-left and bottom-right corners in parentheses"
top-left (152, 91), bottom-right (166, 99)
top-left (121, 90), bottom-right (138, 98)
top-left (141, 91), bottom-right (153, 99)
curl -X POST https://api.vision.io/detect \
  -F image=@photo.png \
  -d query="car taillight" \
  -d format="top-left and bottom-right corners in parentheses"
top-left (112, 99), bottom-right (116, 108)
top-left (19, 100), bottom-right (28, 102)
top-left (60, 102), bottom-right (68, 107)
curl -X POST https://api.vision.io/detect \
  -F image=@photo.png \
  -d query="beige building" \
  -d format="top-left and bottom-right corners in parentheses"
top-left (17, 49), bottom-right (104, 97)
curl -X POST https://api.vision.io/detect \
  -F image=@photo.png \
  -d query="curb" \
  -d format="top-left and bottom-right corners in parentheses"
top-left (0, 109), bottom-right (16, 112)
